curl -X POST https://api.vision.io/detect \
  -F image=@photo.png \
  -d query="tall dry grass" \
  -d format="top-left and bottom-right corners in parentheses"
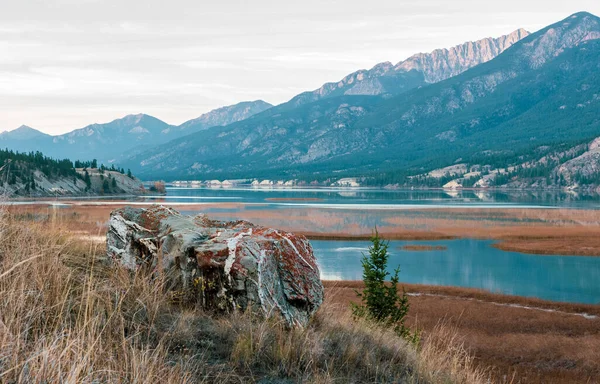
top-left (0, 210), bottom-right (195, 383)
top-left (0, 210), bottom-right (488, 383)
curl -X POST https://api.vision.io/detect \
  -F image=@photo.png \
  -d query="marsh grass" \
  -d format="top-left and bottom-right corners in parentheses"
top-left (0, 211), bottom-right (487, 383)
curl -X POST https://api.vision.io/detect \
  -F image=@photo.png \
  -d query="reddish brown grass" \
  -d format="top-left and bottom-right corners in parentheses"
top-left (0, 208), bottom-right (488, 384)
top-left (324, 281), bottom-right (600, 384)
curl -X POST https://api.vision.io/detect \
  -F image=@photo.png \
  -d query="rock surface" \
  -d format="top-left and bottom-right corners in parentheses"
top-left (289, 28), bottom-right (529, 105)
top-left (106, 205), bottom-right (324, 327)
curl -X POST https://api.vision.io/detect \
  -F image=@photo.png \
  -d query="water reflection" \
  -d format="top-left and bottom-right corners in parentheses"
top-left (151, 187), bottom-right (600, 208)
top-left (311, 239), bottom-right (600, 304)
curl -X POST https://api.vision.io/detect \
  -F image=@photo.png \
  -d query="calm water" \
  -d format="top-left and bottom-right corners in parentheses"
top-left (144, 186), bottom-right (600, 209)
top-left (21, 186), bottom-right (600, 304)
top-left (138, 187), bottom-right (600, 304)
top-left (312, 239), bottom-right (600, 304)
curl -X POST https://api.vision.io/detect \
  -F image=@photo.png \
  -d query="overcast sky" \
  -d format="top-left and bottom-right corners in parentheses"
top-left (2, 0), bottom-right (599, 134)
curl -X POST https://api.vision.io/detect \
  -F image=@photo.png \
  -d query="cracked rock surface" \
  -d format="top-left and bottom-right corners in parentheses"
top-left (106, 205), bottom-right (324, 327)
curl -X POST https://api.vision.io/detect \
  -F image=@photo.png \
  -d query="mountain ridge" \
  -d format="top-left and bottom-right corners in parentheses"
top-left (288, 28), bottom-right (530, 106)
top-left (124, 12), bottom-right (600, 184)
top-left (0, 100), bottom-right (273, 162)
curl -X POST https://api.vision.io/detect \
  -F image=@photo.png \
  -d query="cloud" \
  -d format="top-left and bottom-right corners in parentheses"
top-left (1, 0), bottom-right (600, 133)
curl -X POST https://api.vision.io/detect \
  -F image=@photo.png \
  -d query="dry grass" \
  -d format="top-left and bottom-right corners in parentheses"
top-left (12, 203), bottom-right (600, 256)
top-left (324, 281), bottom-right (600, 384)
top-left (0, 210), bottom-right (487, 383)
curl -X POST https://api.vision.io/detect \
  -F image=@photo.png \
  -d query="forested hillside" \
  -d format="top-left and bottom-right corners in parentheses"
top-left (124, 12), bottom-right (600, 187)
top-left (0, 149), bottom-right (145, 197)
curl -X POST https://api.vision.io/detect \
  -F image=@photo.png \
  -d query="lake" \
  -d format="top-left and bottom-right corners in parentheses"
top-left (312, 239), bottom-right (600, 304)
top-left (141, 187), bottom-right (600, 304)
top-left (146, 186), bottom-right (600, 209)
top-left (16, 186), bottom-right (600, 304)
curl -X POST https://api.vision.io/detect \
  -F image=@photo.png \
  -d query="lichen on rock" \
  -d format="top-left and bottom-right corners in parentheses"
top-left (106, 205), bottom-right (324, 327)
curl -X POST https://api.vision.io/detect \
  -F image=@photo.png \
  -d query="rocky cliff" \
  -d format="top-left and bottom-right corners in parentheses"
top-left (396, 28), bottom-right (530, 83)
top-left (288, 28), bottom-right (529, 105)
top-left (0, 148), bottom-right (146, 197)
top-left (0, 168), bottom-right (145, 197)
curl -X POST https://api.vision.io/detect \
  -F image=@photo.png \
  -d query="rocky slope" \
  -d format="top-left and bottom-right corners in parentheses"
top-left (126, 12), bottom-right (600, 182)
top-left (396, 28), bottom-right (530, 83)
top-left (0, 148), bottom-right (146, 197)
top-left (0, 100), bottom-right (272, 164)
top-left (1, 167), bottom-right (145, 197)
top-left (405, 135), bottom-right (600, 191)
top-left (288, 29), bottom-right (529, 106)
top-left (178, 100), bottom-right (273, 131)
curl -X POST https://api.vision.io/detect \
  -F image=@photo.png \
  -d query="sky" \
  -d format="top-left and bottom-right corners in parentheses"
top-left (2, 0), bottom-right (600, 134)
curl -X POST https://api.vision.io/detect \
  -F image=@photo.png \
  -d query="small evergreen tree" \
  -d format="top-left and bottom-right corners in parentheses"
top-left (102, 179), bottom-right (110, 193)
top-left (352, 229), bottom-right (413, 340)
top-left (127, 169), bottom-right (133, 179)
top-left (83, 170), bottom-right (91, 190)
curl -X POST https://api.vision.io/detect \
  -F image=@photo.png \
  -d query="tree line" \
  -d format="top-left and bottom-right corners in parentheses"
top-left (0, 148), bottom-right (135, 194)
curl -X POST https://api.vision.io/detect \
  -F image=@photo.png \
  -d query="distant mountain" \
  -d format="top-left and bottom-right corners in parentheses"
top-left (50, 114), bottom-right (175, 162)
top-left (126, 12), bottom-right (600, 182)
top-left (0, 126), bottom-right (53, 154)
top-left (288, 29), bottom-right (529, 106)
top-left (0, 100), bottom-right (272, 163)
top-left (178, 100), bottom-right (273, 131)
top-left (0, 125), bottom-right (50, 141)
top-left (341, 11), bottom-right (600, 170)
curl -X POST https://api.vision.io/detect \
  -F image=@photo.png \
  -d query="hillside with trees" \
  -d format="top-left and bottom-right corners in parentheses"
top-left (0, 149), bottom-right (145, 197)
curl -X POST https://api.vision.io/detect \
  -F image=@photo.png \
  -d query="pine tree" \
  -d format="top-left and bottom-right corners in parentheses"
top-left (83, 170), bottom-right (91, 190)
top-left (102, 179), bottom-right (110, 194)
top-left (352, 229), bottom-right (413, 340)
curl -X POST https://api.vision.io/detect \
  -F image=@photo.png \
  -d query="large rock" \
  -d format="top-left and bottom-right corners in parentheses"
top-left (106, 205), bottom-right (324, 327)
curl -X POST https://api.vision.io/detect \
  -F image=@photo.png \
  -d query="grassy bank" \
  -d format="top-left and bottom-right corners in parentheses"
top-left (0, 210), bottom-right (486, 383)
top-left (325, 282), bottom-right (600, 384)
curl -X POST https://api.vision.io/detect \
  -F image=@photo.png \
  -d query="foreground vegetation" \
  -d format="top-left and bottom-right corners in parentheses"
top-left (0, 209), bottom-right (486, 383)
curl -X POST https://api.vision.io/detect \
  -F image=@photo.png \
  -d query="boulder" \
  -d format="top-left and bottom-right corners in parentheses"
top-left (106, 205), bottom-right (324, 327)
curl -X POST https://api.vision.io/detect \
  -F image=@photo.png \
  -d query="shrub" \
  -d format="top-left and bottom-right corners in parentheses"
top-left (352, 229), bottom-right (416, 342)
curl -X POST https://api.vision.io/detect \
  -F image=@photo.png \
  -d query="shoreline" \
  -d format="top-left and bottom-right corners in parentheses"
top-left (7, 202), bottom-right (600, 257)
top-left (323, 281), bottom-right (600, 315)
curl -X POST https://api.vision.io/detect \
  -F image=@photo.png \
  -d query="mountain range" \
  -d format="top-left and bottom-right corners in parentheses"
top-left (124, 12), bottom-right (600, 183)
top-left (3, 12), bottom-right (600, 188)
top-left (288, 28), bottom-right (529, 106)
top-left (0, 100), bottom-right (273, 163)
